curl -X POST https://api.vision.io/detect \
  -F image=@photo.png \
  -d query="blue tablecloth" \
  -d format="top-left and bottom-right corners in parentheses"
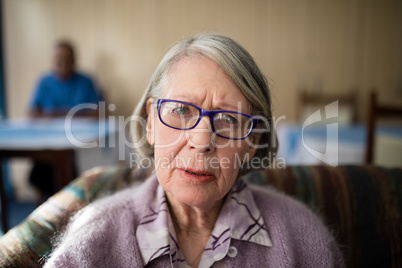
top-left (0, 118), bottom-right (113, 150)
top-left (276, 123), bottom-right (402, 166)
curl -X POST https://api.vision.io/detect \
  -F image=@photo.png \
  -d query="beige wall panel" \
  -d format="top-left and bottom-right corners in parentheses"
top-left (4, 0), bottom-right (57, 117)
top-left (361, 0), bottom-right (402, 97)
top-left (4, 0), bottom-right (402, 122)
top-left (254, 0), bottom-right (360, 119)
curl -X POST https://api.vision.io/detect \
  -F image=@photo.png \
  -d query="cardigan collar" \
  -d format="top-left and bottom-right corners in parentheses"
top-left (136, 175), bottom-right (272, 267)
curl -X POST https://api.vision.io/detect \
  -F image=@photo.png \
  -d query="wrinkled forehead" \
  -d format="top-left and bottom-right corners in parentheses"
top-left (160, 56), bottom-right (251, 113)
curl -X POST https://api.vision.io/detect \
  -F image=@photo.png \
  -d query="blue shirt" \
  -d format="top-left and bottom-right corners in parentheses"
top-left (29, 72), bottom-right (100, 114)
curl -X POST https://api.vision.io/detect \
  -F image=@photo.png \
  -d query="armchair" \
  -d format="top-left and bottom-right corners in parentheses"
top-left (0, 164), bottom-right (401, 268)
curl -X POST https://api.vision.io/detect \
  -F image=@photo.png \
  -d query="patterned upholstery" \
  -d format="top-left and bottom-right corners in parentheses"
top-left (0, 165), bottom-right (401, 268)
top-left (242, 165), bottom-right (402, 268)
top-left (0, 165), bottom-right (140, 267)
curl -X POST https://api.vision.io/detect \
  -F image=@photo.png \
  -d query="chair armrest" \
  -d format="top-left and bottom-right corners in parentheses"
top-left (0, 164), bottom-right (135, 267)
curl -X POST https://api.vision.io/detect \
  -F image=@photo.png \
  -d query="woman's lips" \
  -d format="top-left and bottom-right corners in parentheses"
top-left (177, 168), bottom-right (216, 183)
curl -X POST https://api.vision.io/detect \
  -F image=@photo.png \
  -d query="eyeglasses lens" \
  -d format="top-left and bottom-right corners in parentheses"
top-left (159, 101), bottom-right (199, 129)
top-left (213, 113), bottom-right (253, 139)
top-left (159, 101), bottom-right (253, 139)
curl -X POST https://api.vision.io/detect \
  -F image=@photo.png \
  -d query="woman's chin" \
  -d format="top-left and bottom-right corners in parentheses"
top-left (168, 187), bottom-right (218, 208)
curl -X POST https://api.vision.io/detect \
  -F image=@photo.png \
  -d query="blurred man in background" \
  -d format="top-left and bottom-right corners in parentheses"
top-left (29, 41), bottom-right (100, 118)
top-left (28, 41), bottom-right (101, 201)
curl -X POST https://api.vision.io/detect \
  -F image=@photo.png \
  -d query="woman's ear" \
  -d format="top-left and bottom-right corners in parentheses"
top-left (146, 98), bottom-right (155, 146)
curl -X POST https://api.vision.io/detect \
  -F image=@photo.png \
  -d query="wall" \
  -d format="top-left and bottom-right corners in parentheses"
top-left (3, 0), bottom-right (402, 121)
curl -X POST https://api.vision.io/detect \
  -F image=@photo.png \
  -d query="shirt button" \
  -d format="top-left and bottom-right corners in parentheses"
top-left (228, 246), bottom-right (238, 258)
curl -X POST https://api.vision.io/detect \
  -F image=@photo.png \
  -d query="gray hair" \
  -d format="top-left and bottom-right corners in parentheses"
top-left (131, 33), bottom-right (277, 165)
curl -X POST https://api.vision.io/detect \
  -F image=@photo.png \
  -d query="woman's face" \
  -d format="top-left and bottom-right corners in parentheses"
top-left (146, 56), bottom-right (258, 209)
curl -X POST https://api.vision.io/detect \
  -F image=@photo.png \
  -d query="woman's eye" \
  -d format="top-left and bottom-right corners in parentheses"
top-left (173, 106), bottom-right (191, 115)
top-left (223, 115), bottom-right (238, 125)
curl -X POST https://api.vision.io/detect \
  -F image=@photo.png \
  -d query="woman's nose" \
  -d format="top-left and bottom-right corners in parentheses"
top-left (186, 117), bottom-right (215, 153)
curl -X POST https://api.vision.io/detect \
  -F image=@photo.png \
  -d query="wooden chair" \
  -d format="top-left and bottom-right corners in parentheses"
top-left (297, 91), bottom-right (358, 123)
top-left (365, 92), bottom-right (402, 164)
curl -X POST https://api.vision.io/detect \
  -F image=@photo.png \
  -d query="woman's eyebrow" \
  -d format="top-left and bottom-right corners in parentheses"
top-left (169, 95), bottom-right (245, 112)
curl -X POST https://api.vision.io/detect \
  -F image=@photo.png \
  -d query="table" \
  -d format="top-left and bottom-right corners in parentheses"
top-left (0, 118), bottom-right (117, 232)
top-left (276, 122), bottom-right (402, 167)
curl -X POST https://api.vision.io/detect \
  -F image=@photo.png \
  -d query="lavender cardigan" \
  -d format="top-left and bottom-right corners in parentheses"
top-left (44, 175), bottom-right (345, 267)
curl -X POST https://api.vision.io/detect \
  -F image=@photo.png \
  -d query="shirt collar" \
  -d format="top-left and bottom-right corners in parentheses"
top-left (136, 177), bottom-right (272, 266)
top-left (197, 178), bottom-right (272, 267)
top-left (227, 178), bottom-right (272, 246)
top-left (136, 185), bottom-right (170, 264)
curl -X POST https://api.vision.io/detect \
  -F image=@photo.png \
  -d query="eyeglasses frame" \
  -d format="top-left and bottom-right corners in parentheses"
top-left (156, 99), bottom-right (258, 140)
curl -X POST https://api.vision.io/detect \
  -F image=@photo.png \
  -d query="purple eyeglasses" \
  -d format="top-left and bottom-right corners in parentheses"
top-left (156, 99), bottom-right (258, 140)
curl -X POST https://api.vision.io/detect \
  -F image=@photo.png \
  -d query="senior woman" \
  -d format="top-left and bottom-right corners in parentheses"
top-left (45, 34), bottom-right (344, 267)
